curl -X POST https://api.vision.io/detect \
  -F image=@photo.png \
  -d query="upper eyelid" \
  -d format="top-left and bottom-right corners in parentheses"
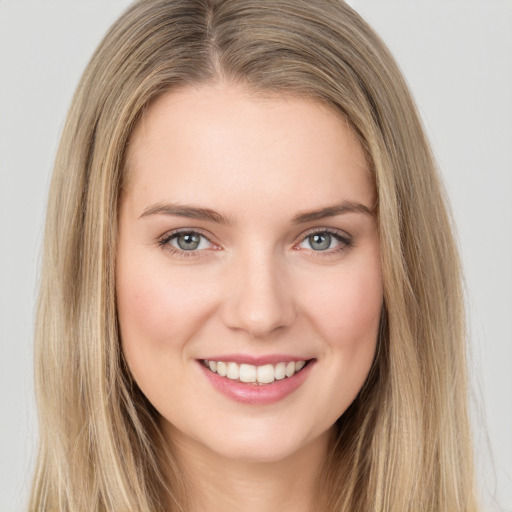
top-left (297, 226), bottom-right (352, 241)
top-left (159, 227), bottom-right (216, 243)
top-left (158, 226), bottom-right (352, 249)
top-left (159, 225), bottom-right (351, 236)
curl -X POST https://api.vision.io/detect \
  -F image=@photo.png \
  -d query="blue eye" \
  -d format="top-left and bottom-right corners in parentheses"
top-left (307, 233), bottom-right (333, 251)
top-left (173, 232), bottom-right (201, 250)
top-left (298, 230), bottom-right (352, 253)
top-left (161, 231), bottom-right (214, 253)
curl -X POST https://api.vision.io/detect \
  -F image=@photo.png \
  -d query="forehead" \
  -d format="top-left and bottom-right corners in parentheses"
top-left (124, 82), bottom-right (374, 217)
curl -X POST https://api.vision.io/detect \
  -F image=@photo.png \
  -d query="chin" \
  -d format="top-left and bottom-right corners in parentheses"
top-left (198, 423), bottom-right (327, 465)
top-left (219, 442), bottom-right (297, 464)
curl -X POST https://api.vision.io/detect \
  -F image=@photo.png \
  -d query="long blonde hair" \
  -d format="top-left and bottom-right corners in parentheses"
top-left (30, 0), bottom-right (478, 510)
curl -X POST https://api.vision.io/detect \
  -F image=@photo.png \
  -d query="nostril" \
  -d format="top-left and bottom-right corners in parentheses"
top-left (219, 264), bottom-right (297, 336)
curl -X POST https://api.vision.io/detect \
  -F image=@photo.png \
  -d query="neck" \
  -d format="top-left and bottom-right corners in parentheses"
top-left (163, 425), bottom-right (333, 512)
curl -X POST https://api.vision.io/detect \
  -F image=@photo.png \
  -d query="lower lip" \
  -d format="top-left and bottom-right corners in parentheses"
top-left (198, 360), bottom-right (315, 405)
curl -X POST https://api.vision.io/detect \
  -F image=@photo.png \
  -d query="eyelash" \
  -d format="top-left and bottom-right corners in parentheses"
top-left (157, 228), bottom-right (353, 258)
top-left (295, 227), bottom-right (353, 256)
top-left (157, 228), bottom-right (216, 258)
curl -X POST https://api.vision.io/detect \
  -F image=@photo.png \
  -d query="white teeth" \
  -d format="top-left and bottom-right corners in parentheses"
top-left (274, 362), bottom-right (286, 380)
top-left (239, 364), bottom-right (256, 383)
top-left (204, 359), bottom-right (309, 385)
top-left (257, 364), bottom-right (275, 384)
top-left (226, 362), bottom-right (239, 380)
top-left (217, 361), bottom-right (227, 377)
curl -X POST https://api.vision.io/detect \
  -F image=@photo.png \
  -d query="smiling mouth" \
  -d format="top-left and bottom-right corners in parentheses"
top-left (201, 359), bottom-right (313, 385)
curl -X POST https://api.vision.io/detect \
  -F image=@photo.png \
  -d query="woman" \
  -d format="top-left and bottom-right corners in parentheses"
top-left (30, 0), bottom-right (478, 510)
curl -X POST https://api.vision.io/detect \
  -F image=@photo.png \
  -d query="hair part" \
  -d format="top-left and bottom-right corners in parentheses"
top-left (31, 1), bottom-right (477, 510)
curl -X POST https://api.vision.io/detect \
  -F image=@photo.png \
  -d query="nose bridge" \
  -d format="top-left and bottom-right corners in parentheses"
top-left (222, 244), bottom-right (296, 337)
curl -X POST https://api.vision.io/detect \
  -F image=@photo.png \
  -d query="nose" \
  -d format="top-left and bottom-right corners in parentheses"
top-left (220, 250), bottom-right (296, 338)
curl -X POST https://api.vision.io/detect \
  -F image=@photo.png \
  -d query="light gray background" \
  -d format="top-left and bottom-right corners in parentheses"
top-left (0, 1), bottom-right (510, 511)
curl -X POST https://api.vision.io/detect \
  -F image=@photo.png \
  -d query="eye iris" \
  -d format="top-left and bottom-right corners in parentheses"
top-left (177, 233), bottom-right (200, 250)
top-left (309, 233), bottom-right (331, 251)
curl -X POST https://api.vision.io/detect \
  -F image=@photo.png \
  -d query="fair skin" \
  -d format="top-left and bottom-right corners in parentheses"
top-left (116, 82), bottom-right (383, 512)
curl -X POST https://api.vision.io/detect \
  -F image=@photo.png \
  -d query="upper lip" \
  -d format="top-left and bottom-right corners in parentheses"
top-left (199, 354), bottom-right (315, 365)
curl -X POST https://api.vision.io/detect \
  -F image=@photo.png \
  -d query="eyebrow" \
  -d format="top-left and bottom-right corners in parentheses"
top-left (139, 200), bottom-right (374, 224)
top-left (291, 200), bottom-right (374, 223)
top-left (139, 203), bottom-right (231, 224)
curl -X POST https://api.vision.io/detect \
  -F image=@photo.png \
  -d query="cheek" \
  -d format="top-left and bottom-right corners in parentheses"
top-left (304, 260), bottom-right (383, 351)
top-left (117, 271), bottom-right (180, 348)
top-left (115, 254), bottom-right (218, 382)
top-left (299, 259), bottom-right (382, 424)
top-left (117, 256), bottom-right (209, 337)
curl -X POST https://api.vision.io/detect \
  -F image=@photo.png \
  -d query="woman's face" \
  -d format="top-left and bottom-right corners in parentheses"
top-left (116, 83), bottom-right (382, 463)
